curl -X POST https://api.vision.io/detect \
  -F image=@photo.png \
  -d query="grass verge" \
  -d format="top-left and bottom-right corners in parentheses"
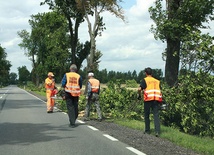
top-left (113, 119), bottom-right (214, 155)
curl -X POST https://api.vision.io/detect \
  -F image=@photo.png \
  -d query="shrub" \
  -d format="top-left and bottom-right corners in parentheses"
top-left (161, 71), bottom-right (214, 138)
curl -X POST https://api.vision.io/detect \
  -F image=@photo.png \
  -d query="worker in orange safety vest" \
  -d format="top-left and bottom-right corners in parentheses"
top-left (61, 64), bottom-right (83, 128)
top-left (138, 67), bottom-right (162, 137)
top-left (45, 72), bottom-right (56, 113)
top-left (84, 72), bottom-right (102, 121)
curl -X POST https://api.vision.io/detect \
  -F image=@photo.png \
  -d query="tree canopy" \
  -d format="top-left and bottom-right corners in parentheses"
top-left (41, 0), bottom-right (90, 70)
top-left (0, 45), bottom-right (11, 86)
top-left (149, 0), bottom-right (214, 86)
top-left (18, 11), bottom-right (71, 85)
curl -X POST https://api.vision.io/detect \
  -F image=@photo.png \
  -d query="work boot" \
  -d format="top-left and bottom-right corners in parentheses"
top-left (98, 118), bottom-right (102, 122)
top-left (155, 132), bottom-right (160, 137)
top-left (69, 124), bottom-right (76, 128)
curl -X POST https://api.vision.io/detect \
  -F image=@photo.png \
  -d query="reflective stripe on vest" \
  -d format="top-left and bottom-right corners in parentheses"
top-left (144, 76), bottom-right (162, 102)
top-left (65, 72), bottom-right (81, 96)
top-left (89, 78), bottom-right (100, 93)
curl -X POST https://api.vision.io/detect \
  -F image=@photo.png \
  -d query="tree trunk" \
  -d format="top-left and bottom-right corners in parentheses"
top-left (89, 34), bottom-right (96, 71)
top-left (165, 0), bottom-right (182, 87)
top-left (67, 17), bottom-right (75, 64)
top-left (165, 38), bottom-right (180, 87)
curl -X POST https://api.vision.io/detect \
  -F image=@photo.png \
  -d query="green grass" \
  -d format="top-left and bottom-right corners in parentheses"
top-left (112, 119), bottom-right (214, 155)
top-left (34, 90), bottom-right (46, 96)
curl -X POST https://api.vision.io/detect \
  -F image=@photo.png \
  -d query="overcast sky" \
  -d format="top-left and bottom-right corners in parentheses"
top-left (0, 0), bottom-right (213, 75)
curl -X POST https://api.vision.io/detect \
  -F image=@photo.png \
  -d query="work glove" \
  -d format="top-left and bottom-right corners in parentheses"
top-left (137, 94), bottom-right (142, 100)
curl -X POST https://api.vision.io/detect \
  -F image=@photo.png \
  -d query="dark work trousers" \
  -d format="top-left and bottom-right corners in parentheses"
top-left (144, 100), bottom-right (160, 134)
top-left (65, 93), bottom-right (79, 125)
top-left (85, 93), bottom-right (102, 120)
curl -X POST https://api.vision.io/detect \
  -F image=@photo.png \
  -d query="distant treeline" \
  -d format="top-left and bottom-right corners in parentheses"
top-left (79, 68), bottom-right (164, 84)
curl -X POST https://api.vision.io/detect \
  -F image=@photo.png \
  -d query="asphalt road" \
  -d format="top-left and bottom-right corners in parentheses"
top-left (0, 85), bottom-right (146, 155)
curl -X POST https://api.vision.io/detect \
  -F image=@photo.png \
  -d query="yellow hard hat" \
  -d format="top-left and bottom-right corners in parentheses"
top-left (48, 72), bottom-right (54, 77)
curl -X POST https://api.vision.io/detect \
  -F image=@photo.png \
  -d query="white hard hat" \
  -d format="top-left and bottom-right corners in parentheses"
top-left (88, 72), bottom-right (94, 77)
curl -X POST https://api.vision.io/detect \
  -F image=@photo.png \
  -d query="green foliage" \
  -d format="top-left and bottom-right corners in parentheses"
top-left (0, 45), bottom-right (11, 86)
top-left (161, 71), bottom-right (214, 138)
top-left (42, 0), bottom-right (90, 71)
top-left (26, 82), bottom-right (39, 91)
top-left (100, 80), bottom-right (143, 120)
top-left (99, 71), bottom-right (214, 138)
top-left (125, 79), bottom-right (138, 88)
top-left (18, 11), bottom-right (71, 85)
top-left (9, 72), bottom-right (18, 84)
top-left (18, 66), bottom-right (30, 83)
top-left (179, 72), bottom-right (214, 137)
top-left (180, 32), bottom-right (214, 74)
top-left (149, 0), bottom-right (214, 42)
top-left (149, 0), bottom-right (214, 86)
top-left (57, 100), bottom-right (67, 112)
top-left (78, 95), bottom-right (87, 112)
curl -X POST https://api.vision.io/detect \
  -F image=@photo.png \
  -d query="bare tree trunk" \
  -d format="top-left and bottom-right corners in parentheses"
top-left (85, 11), bottom-right (97, 72)
top-left (165, 38), bottom-right (180, 87)
top-left (67, 17), bottom-right (75, 64)
top-left (165, 0), bottom-right (182, 87)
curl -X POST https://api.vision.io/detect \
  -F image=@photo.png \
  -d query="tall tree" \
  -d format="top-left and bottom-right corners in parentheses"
top-left (149, 0), bottom-right (214, 86)
top-left (0, 45), bottom-right (11, 86)
top-left (41, 0), bottom-right (90, 70)
top-left (18, 66), bottom-right (30, 84)
top-left (9, 72), bottom-right (18, 85)
top-left (76, 0), bottom-right (125, 72)
top-left (18, 11), bottom-right (70, 85)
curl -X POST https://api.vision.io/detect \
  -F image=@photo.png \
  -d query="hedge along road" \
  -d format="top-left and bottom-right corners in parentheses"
top-left (0, 85), bottom-right (146, 155)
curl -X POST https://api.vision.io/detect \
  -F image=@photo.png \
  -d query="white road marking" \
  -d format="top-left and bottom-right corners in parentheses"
top-left (21, 88), bottom-right (45, 102)
top-left (88, 125), bottom-right (99, 131)
top-left (77, 120), bottom-right (85, 124)
top-left (126, 147), bottom-right (147, 155)
top-left (103, 134), bottom-right (118, 141)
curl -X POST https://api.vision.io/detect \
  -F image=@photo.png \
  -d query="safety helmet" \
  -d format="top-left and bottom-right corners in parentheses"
top-left (48, 72), bottom-right (54, 77)
top-left (88, 72), bottom-right (94, 77)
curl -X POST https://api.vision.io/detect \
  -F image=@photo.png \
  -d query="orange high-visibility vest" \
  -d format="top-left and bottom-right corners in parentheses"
top-left (45, 78), bottom-right (55, 90)
top-left (65, 72), bottom-right (81, 97)
top-left (89, 78), bottom-right (100, 93)
top-left (144, 76), bottom-right (162, 102)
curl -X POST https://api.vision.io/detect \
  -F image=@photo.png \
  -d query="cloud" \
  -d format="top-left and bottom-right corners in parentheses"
top-left (0, 0), bottom-right (49, 74)
top-left (129, 0), bottom-right (154, 17)
top-left (0, 0), bottom-right (213, 75)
